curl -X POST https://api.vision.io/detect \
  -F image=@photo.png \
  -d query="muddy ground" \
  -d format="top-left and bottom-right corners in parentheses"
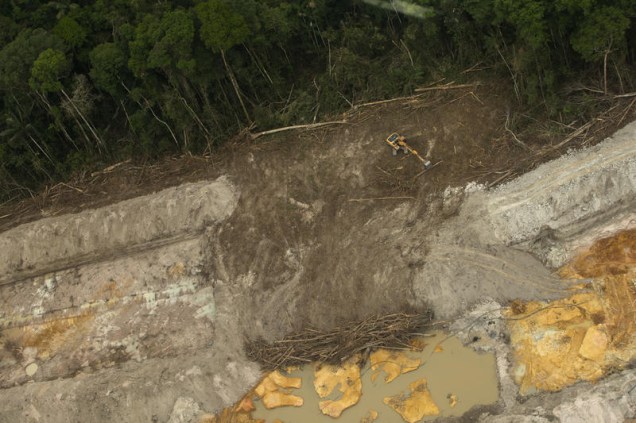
top-left (0, 83), bottom-right (635, 422)
top-left (2, 82), bottom-right (631, 233)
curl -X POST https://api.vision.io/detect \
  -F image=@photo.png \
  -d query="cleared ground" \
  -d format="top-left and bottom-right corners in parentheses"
top-left (1, 85), bottom-right (635, 422)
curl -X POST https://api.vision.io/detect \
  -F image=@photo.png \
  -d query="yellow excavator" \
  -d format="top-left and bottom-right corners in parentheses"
top-left (385, 133), bottom-right (432, 169)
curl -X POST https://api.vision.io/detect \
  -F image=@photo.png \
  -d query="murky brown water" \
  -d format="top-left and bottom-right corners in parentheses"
top-left (252, 331), bottom-right (499, 422)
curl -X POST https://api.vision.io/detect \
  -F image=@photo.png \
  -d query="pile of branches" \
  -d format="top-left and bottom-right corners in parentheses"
top-left (246, 311), bottom-right (434, 370)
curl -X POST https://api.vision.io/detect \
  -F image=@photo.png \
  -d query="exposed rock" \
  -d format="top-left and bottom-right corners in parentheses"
top-left (314, 356), bottom-right (363, 418)
top-left (578, 325), bottom-right (609, 361)
top-left (167, 397), bottom-right (201, 423)
top-left (254, 371), bottom-right (303, 410)
top-left (25, 363), bottom-right (38, 377)
top-left (383, 378), bottom-right (440, 422)
top-left (370, 350), bottom-right (421, 383)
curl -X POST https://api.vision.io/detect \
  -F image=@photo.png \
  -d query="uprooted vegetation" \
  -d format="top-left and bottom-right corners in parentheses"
top-left (245, 312), bottom-right (434, 370)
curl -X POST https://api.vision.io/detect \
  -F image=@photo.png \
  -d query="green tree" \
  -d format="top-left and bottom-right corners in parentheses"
top-left (195, 0), bottom-right (250, 52)
top-left (570, 6), bottom-right (630, 61)
top-left (196, 0), bottom-right (252, 123)
top-left (30, 49), bottom-right (71, 93)
top-left (153, 9), bottom-right (196, 73)
top-left (89, 42), bottom-right (127, 95)
top-left (53, 16), bottom-right (88, 49)
top-left (0, 29), bottom-right (64, 91)
top-left (28, 47), bottom-right (106, 153)
top-left (129, 9), bottom-right (196, 77)
top-left (0, 15), bottom-right (20, 49)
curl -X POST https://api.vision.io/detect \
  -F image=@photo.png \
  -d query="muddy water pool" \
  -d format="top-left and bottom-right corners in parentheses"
top-left (252, 331), bottom-right (499, 422)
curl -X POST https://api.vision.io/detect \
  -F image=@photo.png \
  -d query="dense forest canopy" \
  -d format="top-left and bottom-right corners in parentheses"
top-left (1, 0), bottom-right (635, 200)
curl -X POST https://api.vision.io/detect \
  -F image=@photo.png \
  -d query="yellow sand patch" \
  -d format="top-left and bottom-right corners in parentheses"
top-left (314, 355), bottom-right (363, 418)
top-left (2, 313), bottom-right (95, 360)
top-left (383, 378), bottom-right (440, 422)
top-left (254, 371), bottom-right (303, 409)
top-left (360, 409), bottom-right (379, 423)
top-left (507, 229), bottom-right (636, 394)
top-left (448, 393), bottom-right (458, 407)
top-left (198, 414), bottom-right (216, 423)
top-left (370, 350), bottom-right (421, 383)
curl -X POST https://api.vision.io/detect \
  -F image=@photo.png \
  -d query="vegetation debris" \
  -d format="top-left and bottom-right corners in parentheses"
top-left (245, 312), bottom-right (434, 370)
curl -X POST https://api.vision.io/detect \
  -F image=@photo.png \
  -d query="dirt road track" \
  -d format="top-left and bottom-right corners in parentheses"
top-left (485, 122), bottom-right (636, 249)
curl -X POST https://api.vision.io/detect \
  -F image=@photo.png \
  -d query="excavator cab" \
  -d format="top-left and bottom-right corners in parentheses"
top-left (385, 132), bottom-right (405, 156)
top-left (387, 132), bottom-right (400, 143)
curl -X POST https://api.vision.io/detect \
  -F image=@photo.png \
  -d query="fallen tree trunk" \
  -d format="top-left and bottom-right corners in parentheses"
top-left (250, 120), bottom-right (349, 140)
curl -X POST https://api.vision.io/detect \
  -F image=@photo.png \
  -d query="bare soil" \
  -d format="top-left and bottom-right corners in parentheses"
top-left (2, 80), bottom-right (632, 234)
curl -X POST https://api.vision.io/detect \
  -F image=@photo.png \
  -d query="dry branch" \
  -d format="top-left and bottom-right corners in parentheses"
top-left (504, 110), bottom-right (530, 151)
top-left (414, 82), bottom-right (481, 92)
top-left (352, 94), bottom-right (425, 109)
top-left (348, 83), bottom-right (480, 110)
top-left (250, 121), bottom-right (348, 140)
top-left (246, 312), bottom-right (434, 370)
top-left (549, 120), bottom-right (595, 151)
top-left (614, 92), bottom-right (636, 99)
top-left (47, 182), bottom-right (83, 194)
top-left (617, 98), bottom-right (636, 127)
top-left (348, 196), bottom-right (415, 202)
top-left (487, 170), bottom-right (514, 188)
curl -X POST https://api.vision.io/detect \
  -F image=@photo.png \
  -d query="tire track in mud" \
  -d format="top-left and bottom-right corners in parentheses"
top-left (488, 135), bottom-right (636, 214)
top-left (0, 177), bottom-right (238, 287)
top-left (427, 245), bottom-right (567, 294)
top-left (0, 231), bottom-right (201, 287)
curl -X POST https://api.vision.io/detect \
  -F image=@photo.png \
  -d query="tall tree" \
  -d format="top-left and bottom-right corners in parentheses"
top-left (195, 0), bottom-right (252, 124)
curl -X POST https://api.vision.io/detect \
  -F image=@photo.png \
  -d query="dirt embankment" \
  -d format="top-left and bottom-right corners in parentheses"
top-left (0, 85), bottom-right (635, 422)
top-left (0, 177), bottom-right (237, 285)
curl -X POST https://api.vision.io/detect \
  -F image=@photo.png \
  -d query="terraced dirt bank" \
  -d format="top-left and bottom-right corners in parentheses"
top-left (0, 88), bottom-right (635, 422)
